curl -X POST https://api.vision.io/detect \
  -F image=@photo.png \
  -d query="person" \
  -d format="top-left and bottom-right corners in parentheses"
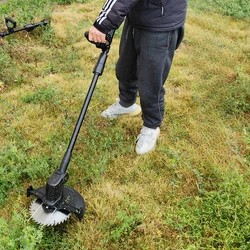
top-left (88, 0), bottom-right (188, 155)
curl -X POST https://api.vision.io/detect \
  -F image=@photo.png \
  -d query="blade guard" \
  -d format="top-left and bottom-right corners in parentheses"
top-left (27, 170), bottom-right (86, 221)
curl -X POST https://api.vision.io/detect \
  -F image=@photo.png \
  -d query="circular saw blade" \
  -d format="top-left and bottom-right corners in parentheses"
top-left (29, 199), bottom-right (71, 226)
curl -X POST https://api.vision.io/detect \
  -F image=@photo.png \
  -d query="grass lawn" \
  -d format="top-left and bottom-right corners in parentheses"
top-left (0, 0), bottom-right (249, 249)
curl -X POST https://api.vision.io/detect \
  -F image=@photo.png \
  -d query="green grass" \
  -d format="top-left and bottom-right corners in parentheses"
top-left (0, 0), bottom-right (249, 249)
top-left (166, 172), bottom-right (250, 249)
top-left (189, 0), bottom-right (250, 19)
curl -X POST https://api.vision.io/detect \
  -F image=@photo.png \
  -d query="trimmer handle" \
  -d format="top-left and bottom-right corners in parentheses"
top-left (84, 30), bottom-right (114, 50)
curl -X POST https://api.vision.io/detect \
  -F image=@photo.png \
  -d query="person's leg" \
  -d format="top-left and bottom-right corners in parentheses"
top-left (101, 20), bottom-right (141, 119)
top-left (134, 28), bottom-right (179, 129)
top-left (135, 27), bottom-right (181, 154)
top-left (116, 20), bottom-right (138, 107)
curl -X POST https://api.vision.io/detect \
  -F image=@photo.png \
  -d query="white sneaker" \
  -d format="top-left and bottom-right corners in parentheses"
top-left (101, 98), bottom-right (141, 119)
top-left (136, 126), bottom-right (160, 155)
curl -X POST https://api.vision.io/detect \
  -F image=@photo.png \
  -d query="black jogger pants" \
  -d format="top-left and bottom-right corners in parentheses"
top-left (116, 19), bottom-right (183, 129)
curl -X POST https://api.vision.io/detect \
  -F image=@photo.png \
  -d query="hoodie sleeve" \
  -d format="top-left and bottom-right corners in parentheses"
top-left (93, 0), bottom-right (139, 34)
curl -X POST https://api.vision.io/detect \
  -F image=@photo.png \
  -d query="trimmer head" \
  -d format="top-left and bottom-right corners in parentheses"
top-left (27, 184), bottom-right (85, 227)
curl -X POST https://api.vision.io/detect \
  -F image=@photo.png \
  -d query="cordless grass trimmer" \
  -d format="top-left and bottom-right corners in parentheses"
top-left (27, 30), bottom-right (115, 226)
top-left (0, 17), bottom-right (49, 37)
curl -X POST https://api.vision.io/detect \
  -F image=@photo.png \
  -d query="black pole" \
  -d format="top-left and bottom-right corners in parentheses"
top-left (59, 32), bottom-right (113, 173)
top-left (59, 71), bottom-right (102, 173)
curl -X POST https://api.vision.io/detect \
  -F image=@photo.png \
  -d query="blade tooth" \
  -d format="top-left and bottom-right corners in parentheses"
top-left (47, 218), bottom-right (56, 226)
top-left (31, 215), bottom-right (70, 227)
top-left (29, 199), bottom-right (71, 226)
top-left (33, 219), bottom-right (43, 226)
top-left (29, 213), bottom-right (46, 227)
top-left (54, 215), bottom-right (69, 226)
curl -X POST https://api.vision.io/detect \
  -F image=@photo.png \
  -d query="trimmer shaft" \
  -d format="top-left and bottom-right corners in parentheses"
top-left (27, 30), bottom-right (115, 227)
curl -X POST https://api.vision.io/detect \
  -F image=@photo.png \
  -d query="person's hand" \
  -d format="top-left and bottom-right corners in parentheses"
top-left (88, 26), bottom-right (106, 43)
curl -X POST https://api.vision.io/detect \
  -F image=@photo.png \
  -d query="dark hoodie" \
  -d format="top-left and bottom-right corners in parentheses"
top-left (94, 0), bottom-right (188, 34)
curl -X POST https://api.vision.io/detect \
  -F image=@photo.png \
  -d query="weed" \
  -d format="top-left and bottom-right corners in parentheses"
top-left (220, 66), bottom-right (250, 117)
top-left (244, 126), bottom-right (250, 164)
top-left (102, 203), bottom-right (144, 247)
top-left (165, 171), bottom-right (250, 249)
top-left (189, 0), bottom-right (250, 19)
top-left (0, 205), bottom-right (43, 250)
top-left (0, 141), bottom-right (53, 206)
top-left (21, 85), bottom-right (58, 104)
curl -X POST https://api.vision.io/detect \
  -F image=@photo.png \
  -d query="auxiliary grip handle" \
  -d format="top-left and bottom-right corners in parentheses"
top-left (5, 17), bottom-right (16, 32)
